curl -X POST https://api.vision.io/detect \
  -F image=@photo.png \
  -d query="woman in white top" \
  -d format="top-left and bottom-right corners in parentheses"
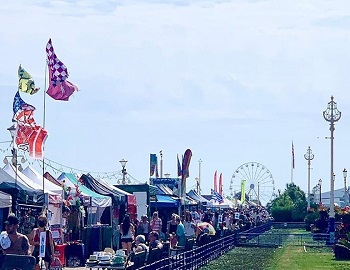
top-left (120, 215), bottom-right (135, 255)
top-left (183, 211), bottom-right (196, 239)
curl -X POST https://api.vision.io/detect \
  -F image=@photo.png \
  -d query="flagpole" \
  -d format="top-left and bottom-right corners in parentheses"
top-left (42, 62), bottom-right (47, 212)
top-left (291, 141), bottom-right (294, 183)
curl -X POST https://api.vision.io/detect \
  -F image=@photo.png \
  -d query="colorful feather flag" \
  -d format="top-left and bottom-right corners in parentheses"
top-left (150, 154), bottom-right (157, 177)
top-left (18, 65), bottom-right (40, 95)
top-left (219, 173), bottom-right (223, 195)
top-left (46, 38), bottom-right (78, 101)
top-left (182, 149), bottom-right (192, 179)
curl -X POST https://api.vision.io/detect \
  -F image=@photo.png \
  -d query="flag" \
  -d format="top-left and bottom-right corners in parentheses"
top-left (177, 154), bottom-right (182, 177)
top-left (18, 65), bottom-right (40, 95)
top-left (214, 170), bottom-right (217, 192)
top-left (211, 189), bottom-right (224, 204)
top-left (46, 38), bottom-right (78, 101)
top-left (150, 154), bottom-right (157, 177)
top-left (292, 141), bottom-right (295, 169)
top-left (219, 173), bottom-right (223, 195)
top-left (13, 91), bottom-right (36, 126)
top-left (16, 124), bottom-right (48, 159)
top-left (182, 149), bottom-right (192, 179)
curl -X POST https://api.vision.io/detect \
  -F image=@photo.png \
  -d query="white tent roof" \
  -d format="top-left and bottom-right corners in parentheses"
top-left (0, 190), bottom-right (11, 208)
top-left (3, 164), bottom-right (55, 194)
top-left (22, 165), bottom-right (62, 194)
top-left (209, 197), bottom-right (234, 208)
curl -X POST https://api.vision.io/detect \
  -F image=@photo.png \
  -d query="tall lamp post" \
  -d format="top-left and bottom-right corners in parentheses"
top-left (119, 159), bottom-right (128, 185)
top-left (323, 96), bottom-right (341, 244)
top-left (304, 146), bottom-right (314, 211)
top-left (318, 178), bottom-right (322, 205)
top-left (343, 168), bottom-right (348, 206)
top-left (198, 159), bottom-right (202, 195)
top-left (3, 124), bottom-right (26, 216)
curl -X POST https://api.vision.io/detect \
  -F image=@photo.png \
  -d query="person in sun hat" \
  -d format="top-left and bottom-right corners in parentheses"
top-left (1, 214), bottom-right (29, 255)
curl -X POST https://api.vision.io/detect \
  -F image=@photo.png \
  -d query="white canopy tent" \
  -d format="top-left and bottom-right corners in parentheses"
top-left (22, 165), bottom-right (63, 225)
top-left (0, 190), bottom-right (12, 208)
top-left (209, 197), bottom-right (234, 209)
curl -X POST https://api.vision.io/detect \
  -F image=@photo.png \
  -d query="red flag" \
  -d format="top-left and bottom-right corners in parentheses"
top-left (214, 170), bottom-right (217, 192)
top-left (16, 124), bottom-right (48, 159)
top-left (219, 173), bottom-right (223, 195)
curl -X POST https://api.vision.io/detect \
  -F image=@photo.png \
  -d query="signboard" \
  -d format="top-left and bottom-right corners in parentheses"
top-left (150, 178), bottom-right (180, 190)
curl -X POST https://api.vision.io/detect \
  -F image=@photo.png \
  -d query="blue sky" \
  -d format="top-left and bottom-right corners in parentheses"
top-left (1, 0), bottom-right (350, 205)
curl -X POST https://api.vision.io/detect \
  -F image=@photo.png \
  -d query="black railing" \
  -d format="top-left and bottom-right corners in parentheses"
top-left (138, 222), bottom-right (273, 270)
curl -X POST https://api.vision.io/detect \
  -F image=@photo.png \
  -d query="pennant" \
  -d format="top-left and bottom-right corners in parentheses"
top-left (18, 65), bottom-right (40, 95)
top-left (219, 173), bottom-right (223, 195)
top-left (214, 171), bottom-right (217, 192)
top-left (211, 189), bottom-right (224, 204)
top-left (177, 154), bottom-right (182, 177)
top-left (46, 38), bottom-right (78, 101)
top-left (13, 91), bottom-right (36, 126)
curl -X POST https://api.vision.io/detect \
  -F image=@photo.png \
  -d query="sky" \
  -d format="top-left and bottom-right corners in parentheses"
top-left (2, 0), bottom-right (350, 205)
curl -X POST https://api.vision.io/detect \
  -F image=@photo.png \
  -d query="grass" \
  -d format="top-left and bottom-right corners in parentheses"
top-left (201, 229), bottom-right (350, 270)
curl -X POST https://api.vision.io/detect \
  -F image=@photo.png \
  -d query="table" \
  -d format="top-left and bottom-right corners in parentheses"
top-left (86, 262), bottom-right (133, 270)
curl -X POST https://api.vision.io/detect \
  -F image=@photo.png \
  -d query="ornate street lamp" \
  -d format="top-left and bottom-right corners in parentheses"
top-left (304, 146), bottom-right (314, 211)
top-left (343, 168), bottom-right (348, 205)
top-left (323, 96), bottom-right (341, 244)
top-left (119, 159), bottom-right (128, 185)
top-left (318, 178), bottom-right (322, 205)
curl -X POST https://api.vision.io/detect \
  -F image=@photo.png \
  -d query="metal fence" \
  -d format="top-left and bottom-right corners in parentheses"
top-left (235, 232), bottom-right (329, 247)
top-left (139, 222), bottom-right (273, 270)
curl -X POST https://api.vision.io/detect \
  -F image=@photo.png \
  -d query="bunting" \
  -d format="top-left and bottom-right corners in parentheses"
top-left (46, 38), bottom-right (78, 101)
top-left (18, 65), bottom-right (40, 95)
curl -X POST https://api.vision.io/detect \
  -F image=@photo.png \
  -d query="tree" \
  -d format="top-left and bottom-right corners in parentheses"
top-left (270, 183), bottom-right (307, 222)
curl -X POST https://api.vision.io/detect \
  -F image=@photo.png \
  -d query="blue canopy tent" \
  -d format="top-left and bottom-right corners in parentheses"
top-left (151, 195), bottom-right (179, 208)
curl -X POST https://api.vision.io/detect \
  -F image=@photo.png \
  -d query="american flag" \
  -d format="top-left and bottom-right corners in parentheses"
top-left (13, 91), bottom-right (36, 125)
top-left (211, 189), bottom-right (224, 204)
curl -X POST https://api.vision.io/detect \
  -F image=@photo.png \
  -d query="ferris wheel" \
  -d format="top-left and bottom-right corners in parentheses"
top-left (229, 162), bottom-right (276, 206)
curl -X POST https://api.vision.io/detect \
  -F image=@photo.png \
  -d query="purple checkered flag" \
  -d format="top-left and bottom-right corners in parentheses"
top-left (46, 39), bottom-right (69, 86)
top-left (45, 39), bottom-right (78, 101)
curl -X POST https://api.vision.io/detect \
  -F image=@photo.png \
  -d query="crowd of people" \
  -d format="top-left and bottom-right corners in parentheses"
top-left (0, 204), bottom-right (271, 269)
top-left (118, 204), bottom-right (272, 262)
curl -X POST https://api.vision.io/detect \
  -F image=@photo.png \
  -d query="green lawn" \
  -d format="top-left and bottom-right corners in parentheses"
top-left (201, 229), bottom-right (350, 270)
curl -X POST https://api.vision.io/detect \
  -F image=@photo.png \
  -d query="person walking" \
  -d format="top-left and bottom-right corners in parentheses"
top-left (150, 212), bottom-right (162, 235)
top-left (29, 214), bottom-right (55, 270)
top-left (120, 215), bottom-right (135, 255)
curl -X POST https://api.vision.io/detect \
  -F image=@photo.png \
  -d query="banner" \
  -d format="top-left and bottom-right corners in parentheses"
top-left (39, 231), bottom-right (47, 258)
